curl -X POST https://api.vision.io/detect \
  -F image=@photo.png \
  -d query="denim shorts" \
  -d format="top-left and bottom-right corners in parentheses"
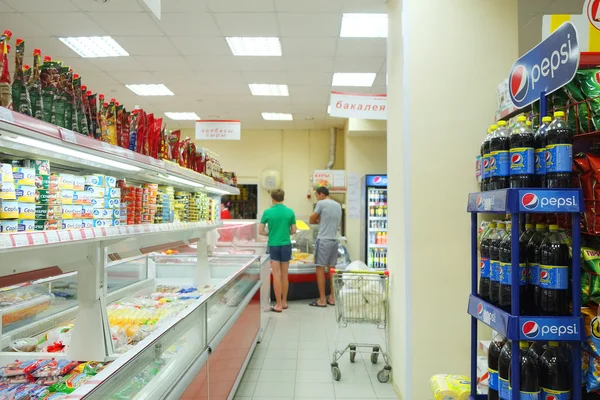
top-left (269, 244), bottom-right (293, 262)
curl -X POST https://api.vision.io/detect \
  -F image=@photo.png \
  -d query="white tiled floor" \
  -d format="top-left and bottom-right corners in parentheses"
top-left (235, 299), bottom-right (398, 400)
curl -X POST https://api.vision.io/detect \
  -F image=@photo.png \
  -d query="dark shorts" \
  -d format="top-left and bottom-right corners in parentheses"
top-left (314, 238), bottom-right (338, 267)
top-left (269, 244), bottom-right (292, 262)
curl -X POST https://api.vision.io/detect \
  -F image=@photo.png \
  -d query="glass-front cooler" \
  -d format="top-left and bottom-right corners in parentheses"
top-left (0, 253), bottom-right (265, 400)
top-left (214, 220), bottom-right (268, 255)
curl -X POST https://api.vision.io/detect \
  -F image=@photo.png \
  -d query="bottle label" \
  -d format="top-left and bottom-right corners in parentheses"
top-left (490, 150), bottom-right (510, 177)
top-left (491, 260), bottom-right (500, 282)
top-left (535, 147), bottom-right (546, 175)
top-left (488, 368), bottom-right (498, 390)
top-left (539, 265), bottom-right (569, 289)
top-left (481, 257), bottom-right (490, 279)
top-left (510, 147), bottom-right (534, 175)
top-left (518, 390), bottom-right (541, 399)
top-left (541, 388), bottom-right (571, 400)
top-left (546, 143), bottom-right (573, 173)
top-left (499, 377), bottom-right (509, 399)
top-left (499, 262), bottom-right (527, 285)
top-left (483, 154), bottom-right (489, 180)
top-left (528, 263), bottom-right (540, 285)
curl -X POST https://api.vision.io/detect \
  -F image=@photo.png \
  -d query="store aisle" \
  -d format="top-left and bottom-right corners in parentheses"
top-left (234, 299), bottom-right (398, 400)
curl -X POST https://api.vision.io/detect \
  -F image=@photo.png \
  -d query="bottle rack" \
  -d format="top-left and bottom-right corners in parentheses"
top-left (467, 188), bottom-right (583, 400)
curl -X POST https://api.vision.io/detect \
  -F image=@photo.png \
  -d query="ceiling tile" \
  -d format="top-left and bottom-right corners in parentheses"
top-left (0, 2), bottom-right (14, 12)
top-left (171, 37), bottom-right (231, 56)
top-left (4, 0), bottom-right (78, 12)
top-left (278, 13), bottom-right (342, 37)
top-left (242, 71), bottom-right (287, 83)
top-left (24, 12), bottom-right (105, 36)
top-left (22, 37), bottom-right (80, 58)
top-left (58, 57), bottom-right (103, 73)
top-left (286, 71), bottom-right (332, 86)
top-left (342, 0), bottom-right (388, 12)
top-left (136, 55), bottom-right (192, 72)
top-left (285, 57), bottom-right (335, 72)
top-left (157, 12), bottom-right (221, 36)
top-left (289, 85), bottom-right (331, 100)
top-left (79, 71), bottom-right (121, 90)
top-left (333, 57), bottom-right (384, 72)
top-left (214, 13), bottom-right (279, 36)
top-left (153, 71), bottom-right (207, 86)
top-left (275, 0), bottom-right (344, 12)
top-left (281, 37), bottom-right (336, 57)
top-left (186, 55), bottom-right (238, 71)
top-left (207, 0), bottom-right (275, 12)
top-left (195, 71), bottom-right (247, 86)
top-left (0, 14), bottom-right (48, 37)
top-left (88, 57), bottom-right (147, 72)
top-left (70, 0), bottom-right (145, 12)
top-left (115, 37), bottom-right (180, 56)
top-left (336, 38), bottom-right (386, 57)
top-left (88, 12), bottom-right (163, 36)
top-left (108, 71), bottom-right (157, 85)
top-left (233, 57), bottom-right (286, 71)
top-left (161, 0), bottom-right (209, 13)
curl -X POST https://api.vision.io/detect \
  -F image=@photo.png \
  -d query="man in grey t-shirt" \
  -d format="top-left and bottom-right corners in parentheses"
top-left (308, 187), bottom-right (342, 307)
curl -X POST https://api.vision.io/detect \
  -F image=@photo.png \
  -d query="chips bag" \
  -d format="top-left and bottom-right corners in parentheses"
top-left (577, 69), bottom-right (600, 131)
top-left (87, 91), bottom-right (98, 139)
top-left (122, 111), bottom-right (130, 150)
top-left (48, 372), bottom-right (91, 393)
top-left (0, 30), bottom-right (12, 108)
top-left (100, 101), bottom-right (110, 143)
top-left (28, 49), bottom-right (43, 120)
top-left (106, 98), bottom-right (117, 145)
top-left (129, 109), bottom-right (139, 151)
top-left (12, 39), bottom-right (31, 116)
top-left (145, 113), bottom-right (154, 156)
top-left (72, 74), bottom-right (88, 136)
top-left (169, 130), bottom-right (181, 162)
top-left (116, 103), bottom-right (123, 147)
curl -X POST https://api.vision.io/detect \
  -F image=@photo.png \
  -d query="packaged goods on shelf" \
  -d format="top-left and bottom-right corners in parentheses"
top-left (429, 374), bottom-right (470, 400)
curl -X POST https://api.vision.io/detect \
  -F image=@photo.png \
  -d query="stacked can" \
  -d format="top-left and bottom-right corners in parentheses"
top-left (85, 174), bottom-right (121, 227)
top-left (196, 192), bottom-right (209, 221)
top-left (27, 160), bottom-right (62, 232)
top-left (13, 165), bottom-right (36, 232)
top-left (155, 186), bottom-right (174, 224)
top-left (188, 193), bottom-right (200, 222)
top-left (119, 181), bottom-right (141, 225)
top-left (0, 163), bottom-right (17, 233)
top-left (208, 197), bottom-right (217, 222)
top-left (142, 183), bottom-right (158, 224)
top-left (59, 174), bottom-right (79, 230)
top-left (174, 192), bottom-right (189, 223)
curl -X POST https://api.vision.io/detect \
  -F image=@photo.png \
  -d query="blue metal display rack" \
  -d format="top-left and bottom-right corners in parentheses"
top-left (467, 188), bottom-right (584, 400)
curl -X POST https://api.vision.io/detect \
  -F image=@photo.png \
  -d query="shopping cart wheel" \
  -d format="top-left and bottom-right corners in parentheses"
top-left (377, 369), bottom-right (390, 383)
top-left (331, 364), bottom-right (341, 381)
top-left (371, 347), bottom-right (380, 364)
top-left (349, 345), bottom-right (357, 363)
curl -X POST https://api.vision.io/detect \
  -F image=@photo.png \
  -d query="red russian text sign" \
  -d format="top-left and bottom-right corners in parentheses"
top-left (329, 92), bottom-right (387, 120)
top-left (195, 120), bottom-right (241, 140)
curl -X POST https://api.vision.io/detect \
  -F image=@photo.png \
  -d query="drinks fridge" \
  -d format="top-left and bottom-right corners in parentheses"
top-left (360, 174), bottom-right (388, 269)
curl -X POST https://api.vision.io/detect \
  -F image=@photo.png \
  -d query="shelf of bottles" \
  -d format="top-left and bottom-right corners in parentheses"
top-left (367, 188), bottom-right (388, 269)
top-left (467, 188), bottom-right (583, 400)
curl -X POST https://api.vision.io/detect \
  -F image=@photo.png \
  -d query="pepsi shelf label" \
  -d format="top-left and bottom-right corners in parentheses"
top-left (467, 191), bottom-right (508, 212)
top-left (509, 21), bottom-right (579, 108)
top-left (467, 295), bottom-right (509, 336)
top-left (366, 175), bottom-right (387, 187)
top-left (519, 317), bottom-right (582, 341)
top-left (518, 190), bottom-right (582, 213)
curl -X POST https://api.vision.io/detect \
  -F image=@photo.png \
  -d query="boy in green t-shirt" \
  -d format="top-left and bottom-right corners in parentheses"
top-left (259, 189), bottom-right (297, 313)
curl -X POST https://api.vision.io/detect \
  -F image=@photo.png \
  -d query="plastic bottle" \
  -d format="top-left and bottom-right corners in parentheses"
top-left (489, 221), bottom-right (507, 306)
top-left (518, 223), bottom-right (536, 312)
top-left (545, 111), bottom-right (573, 188)
top-left (508, 341), bottom-right (541, 399)
top-left (534, 116), bottom-right (552, 188)
top-left (540, 341), bottom-right (571, 399)
top-left (481, 125), bottom-right (496, 192)
top-left (510, 116), bottom-right (535, 188)
top-left (489, 121), bottom-right (511, 190)
top-left (488, 333), bottom-right (507, 400)
top-left (498, 340), bottom-right (512, 400)
top-left (539, 224), bottom-right (570, 316)
top-left (499, 222), bottom-right (527, 313)
top-left (526, 223), bottom-right (548, 315)
top-left (528, 341), bottom-right (549, 370)
top-left (479, 222), bottom-right (497, 302)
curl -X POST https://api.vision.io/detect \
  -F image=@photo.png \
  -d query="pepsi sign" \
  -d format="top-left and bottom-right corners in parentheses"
top-left (518, 190), bottom-right (581, 213)
top-left (366, 175), bottom-right (387, 187)
top-left (509, 21), bottom-right (579, 108)
top-left (519, 318), bottom-right (581, 341)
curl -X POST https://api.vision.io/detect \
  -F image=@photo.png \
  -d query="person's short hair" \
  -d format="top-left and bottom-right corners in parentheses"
top-left (315, 186), bottom-right (329, 197)
top-left (271, 189), bottom-right (285, 202)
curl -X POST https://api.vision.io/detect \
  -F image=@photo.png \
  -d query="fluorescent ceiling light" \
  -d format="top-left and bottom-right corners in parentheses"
top-left (262, 113), bottom-right (293, 121)
top-left (226, 37), bottom-right (282, 56)
top-left (332, 73), bottom-right (376, 87)
top-left (249, 84), bottom-right (289, 96)
top-left (58, 36), bottom-right (129, 58)
top-left (126, 84), bottom-right (174, 96)
top-left (3, 136), bottom-right (140, 172)
top-left (167, 175), bottom-right (204, 188)
top-left (340, 13), bottom-right (388, 38)
top-left (165, 112), bottom-right (200, 120)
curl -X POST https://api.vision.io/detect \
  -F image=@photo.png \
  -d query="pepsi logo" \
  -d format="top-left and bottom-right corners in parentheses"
top-left (480, 261), bottom-right (485, 271)
top-left (521, 193), bottom-right (539, 210)
top-left (489, 157), bottom-right (496, 167)
top-left (587, 0), bottom-right (600, 31)
top-left (545, 395), bottom-right (558, 400)
top-left (483, 159), bottom-right (489, 169)
top-left (510, 65), bottom-right (529, 103)
top-left (534, 154), bottom-right (540, 165)
top-left (511, 154), bottom-right (523, 165)
top-left (373, 176), bottom-right (382, 184)
top-left (545, 151), bottom-right (552, 163)
top-left (476, 194), bottom-right (483, 209)
top-left (522, 268), bottom-right (527, 278)
top-left (522, 321), bottom-right (540, 338)
top-left (540, 270), bottom-right (550, 281)
top-left (477, 303), bottom-right (484, 316)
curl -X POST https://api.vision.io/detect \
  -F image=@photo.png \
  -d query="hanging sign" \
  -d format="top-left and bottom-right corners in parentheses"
top-left (312, 170), bottom-right (346, 191)
top-left (509, 21), bottom-right (579, 108)
top-left (329, 92), bottom-right (387, 120)
top-left (195, 120), bottom-right (241, 141)
top-left (543, 0), bottom-right (600, 52)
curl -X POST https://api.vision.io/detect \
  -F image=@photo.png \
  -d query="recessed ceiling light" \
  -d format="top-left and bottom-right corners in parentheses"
top-left (332, 73), bottom-right (376, 87)
top-left (262, 112), bottom-right (293, 121)
top-left (165, 112), bottom-right (200, 120)
top-left (58, 36), bottom-right (129, 58)
top-left (126, 84), bottom-right (174, 96)
top-left (340, 13), bottom-right (388, 38)
top-left (226, 37), bottom-right (282, 56)
top-left (249, 84), bottom-right (289, 96)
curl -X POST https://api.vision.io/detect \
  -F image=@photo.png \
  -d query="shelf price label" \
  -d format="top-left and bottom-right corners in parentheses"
top-left (0, 236), bottom-right (12, 248)
top-left (57, 231), bottom-right (70, 242)
top-left (60, 128), bottom-right (79, 144)
top-left (30, 233), bottom-right (46, 245)
top-left (45, 231), bottom-right (59, 243)
top-left (11, 234), bottom-right (30, 247)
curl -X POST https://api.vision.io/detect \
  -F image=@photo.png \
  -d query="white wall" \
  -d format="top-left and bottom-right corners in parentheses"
top-left (386, 0), bottom-right (519, 398)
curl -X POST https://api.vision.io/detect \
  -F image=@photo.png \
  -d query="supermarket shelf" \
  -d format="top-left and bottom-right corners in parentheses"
top-left (0, 107), bottom-right (238, 196)
top-left (368, 217), bottom-right (388, 221)
top-left (368, 244), bottom-right (387, 248)
top-left (467, 295), bottom-right (582, 341)
top-left (368, 229), bottom-right (388, 232)
top-left (467, 188), bottom-right (583, 213)
top-left (368, 202), bottom-right (387, 206)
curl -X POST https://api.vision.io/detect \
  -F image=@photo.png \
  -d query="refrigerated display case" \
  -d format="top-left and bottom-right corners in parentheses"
top-left (214, 220), bottom-right (268, 255)
top-left (360, 174), bottom-right (388, 268)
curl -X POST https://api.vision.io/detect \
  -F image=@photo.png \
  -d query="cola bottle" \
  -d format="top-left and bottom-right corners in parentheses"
top-left (526, 223), bottom-right (548, 315)
top-left (481, 125), bottom-right (496, 191)
top-left (479, 222), bottom-right (497, 302)
top-left (545, 111), bottom-right (573, 188)
top-left (489, 121), bottom-right (510, 190)
top-left (488, 333), bottom-right (507, 400)
top-left (498, 340), bottom-right (512, 400)
top-left (540, 341), bottom-right (572, 399)
top-left (508, 341), bottom-right (540, 399)
top-left (509, 116), bottom-right (535, 188)
top-left (498, 222), bottom-right (527, 313)
top-left (539, 224), bottom-right (570, 316)
top-left (489, 221), bottom-right (507, 306)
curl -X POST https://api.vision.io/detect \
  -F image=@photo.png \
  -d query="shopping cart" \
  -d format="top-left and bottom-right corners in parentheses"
top-left (329, 268), bottom-right (391, 383)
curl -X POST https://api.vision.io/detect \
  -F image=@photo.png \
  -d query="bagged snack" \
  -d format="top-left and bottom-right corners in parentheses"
top-left (48, 372), bottom-right (91, 393)
top-left (152, 117), bottom-right (162, 158)
top-left (64, 68), bottom-right (75, 131)
top-left (583, 247), bottom-right (600, 305)
top-left (0, 30), bottom-right (12, 108)
top-left (106, 98), bottom-right (117, 145)
top-left (32, 360), bottom-right (79, 378)
top-left (39, 392), bottom-right (67, 399)
top-left (73, 361), bottom-right (104, 376)
top-left (129, 109), bottom-right (139, 151)
top-left (72, 74), bottom-right (88, 135)
top-left (115, 102), bottom-right (123, 147)
top-left (99, 101), bottom-right (109, 143)
top-left (0, 360), bottom-right (48, 377)
top-left (136, 109), bottom-right (146, 153)
top-left (145, 113), bottom-right (154, 156)
top-left (87, 91), bottom-right (98, 139)
top-left (577, 69), bottom-right (600, 131)
top-left (12, 39), bottom-right (31, 116)
top-left (40, 57), bottom-right (59, 123)
top-left (97, 93), bottom-right (105, 140)
top-left (11, 383), bottom-right (47, 399)
top-left (169, 130), bottom-right (180, 162)
top-left (122, 111), bottom-right (130, 150)
top-left (28, 49), bottom-right (44, 120)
